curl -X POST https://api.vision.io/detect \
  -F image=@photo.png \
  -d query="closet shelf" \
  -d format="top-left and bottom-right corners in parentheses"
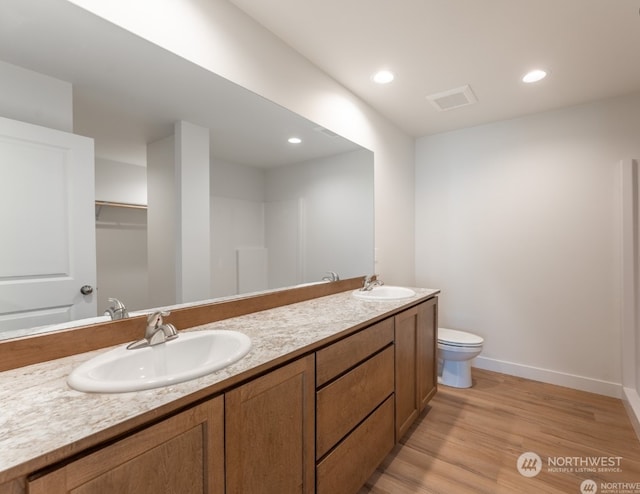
top-left (95, 201), bottom-right (147, 221)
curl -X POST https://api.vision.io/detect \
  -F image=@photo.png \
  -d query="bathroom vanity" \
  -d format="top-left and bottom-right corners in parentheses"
top-left (0, 279), bottom-right (438, 494)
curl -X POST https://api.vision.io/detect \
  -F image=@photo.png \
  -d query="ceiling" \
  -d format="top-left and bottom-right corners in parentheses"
top-left (230, 0), bottom-right (640, 137)
top-left (2, 0), bottom-right (639, 155)
top-left (0, 0), bottom-right (359, 167)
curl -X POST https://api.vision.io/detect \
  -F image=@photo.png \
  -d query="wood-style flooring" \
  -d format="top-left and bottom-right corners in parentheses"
top-left (360, 368), bottom-right (640, 494)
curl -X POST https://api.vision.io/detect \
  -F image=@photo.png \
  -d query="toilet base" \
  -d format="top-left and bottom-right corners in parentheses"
top-left (438, 358), bottom-right (473, 388)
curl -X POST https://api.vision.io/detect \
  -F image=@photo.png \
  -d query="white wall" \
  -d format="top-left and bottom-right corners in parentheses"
top-left (211, 158), bottom-right (266, 201)
top-left (416, 92), bottom-right (640, 397)
top-left (94, 158), bottom-right (148, 313)
top-left (147, 136), bottom-right (177, 307)
top-left (210, 159), bottom-right (266, 297)
top-left (175, 121), bottom-right (211, 303)
top-left (266, 149), bottom-right (374, 284)
top-left (95, 157), bottom-right (147, 205)
top-left (145, 122), bottom-right (212, 306)
top-left (620, 159), bottom-right (640, 435)
top-left (0, 60), bottom-right (72, 132)
top-left (210, 150), bottom-right (373, 296)
top-left (95, 205), bottom-right (148, 313)
top-left (67, 0), bottom-right (416, 287)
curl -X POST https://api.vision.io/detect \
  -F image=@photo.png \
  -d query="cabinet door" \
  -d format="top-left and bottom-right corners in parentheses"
top-left (226, 355), bottom-right (315, 494)
top-left (418, 297), bottom-right (438, 410)
top-left (0, 479), bottom-right (24, 494)
top-left (395, 299), bottom-right (438, 440)
top-left (27, 398), bottom-right (224, 494)
top-left (395, 305), bottom-right (420, 439)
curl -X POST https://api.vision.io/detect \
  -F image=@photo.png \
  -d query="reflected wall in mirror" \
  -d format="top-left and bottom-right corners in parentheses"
top-left (0, 0), bottom-right (374, 340)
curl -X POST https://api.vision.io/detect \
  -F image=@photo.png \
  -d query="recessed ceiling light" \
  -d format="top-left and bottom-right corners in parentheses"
top-left (288, 137), bottom-right (302, 144)
top-left (372, 70), bottom-right (395, 84)
top-left (522, 69), bottom-right (548, 83)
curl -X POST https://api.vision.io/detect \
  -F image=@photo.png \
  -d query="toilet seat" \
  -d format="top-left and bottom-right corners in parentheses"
top-left (438, 327), bottom-right (483, 348)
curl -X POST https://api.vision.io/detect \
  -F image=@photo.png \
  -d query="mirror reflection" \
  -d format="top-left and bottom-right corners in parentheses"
top-left (0, 0), bottom-right (374, 340)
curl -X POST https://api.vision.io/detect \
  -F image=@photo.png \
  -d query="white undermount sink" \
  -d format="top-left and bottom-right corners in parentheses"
top-left (67, 330), bottom-right (251, 393)
top-left (352, 285), bottom-right (417, 301)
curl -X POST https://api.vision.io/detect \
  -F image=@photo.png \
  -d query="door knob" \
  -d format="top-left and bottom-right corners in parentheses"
top-left (80, 285), bottom-right (94, 295)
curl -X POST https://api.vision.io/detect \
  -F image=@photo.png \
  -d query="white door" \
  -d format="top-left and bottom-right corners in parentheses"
top-left (0, 116), bottom-right (96, 335)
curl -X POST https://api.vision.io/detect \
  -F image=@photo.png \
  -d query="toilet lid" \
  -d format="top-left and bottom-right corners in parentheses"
top-left (438, 327), bottom-right (484, 347)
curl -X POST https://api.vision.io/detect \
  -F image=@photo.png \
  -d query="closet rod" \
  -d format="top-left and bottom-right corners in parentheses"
top-left (95, 200), bottom-right (147, 210)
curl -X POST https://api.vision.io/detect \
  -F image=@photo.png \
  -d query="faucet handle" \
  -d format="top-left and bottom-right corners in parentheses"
top-left (322, 271), bottom-right (340, 282)
top-left (108, 298), bottom-right (125, 309)
top-left (129, 310), bottom-right (177, 350)
top-left (164, 323), bottom-right (178, 340)
top-left (147, 310), bottom-right (170, 328)
top-left (104, 298), bottom-right (129, 320)
top-left (361, 274), bottom-right (383, 291)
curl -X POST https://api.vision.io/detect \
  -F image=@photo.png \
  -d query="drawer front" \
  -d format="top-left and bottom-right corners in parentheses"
top-left (316, 345), bottom-right (394, 458)
top-left (316, 317), bottom-right (394, 387)
top-left (316, 396), bottom-right (395, 494)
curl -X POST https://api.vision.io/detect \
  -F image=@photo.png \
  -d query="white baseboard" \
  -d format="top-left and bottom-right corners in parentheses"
top-left (623, 387), bottom-right (640, 442)
top-left (473, 356), bottom-right (622, 398)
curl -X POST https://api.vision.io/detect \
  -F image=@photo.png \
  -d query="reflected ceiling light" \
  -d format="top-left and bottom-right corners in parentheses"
top-left (522, 69), bottom-right (548, 83)
top-left (288, 137), bottom-right (302, 144)
top-left (372, 70), bottom-right (395, 84)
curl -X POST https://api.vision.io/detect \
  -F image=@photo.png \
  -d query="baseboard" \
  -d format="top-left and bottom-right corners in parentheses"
top-left (473, 356), bottom-right (622, 398)
top-left (623, 387), bottom-right (640, 441)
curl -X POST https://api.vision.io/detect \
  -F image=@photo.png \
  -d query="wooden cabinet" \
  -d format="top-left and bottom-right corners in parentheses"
top-left (315, 319), bottom-right (395, 494)
top-left (317, 396), bottom-right (394, 494)
top-left (27, 397), bottom-right (224, 494)
top-left (395, 298), bottom-right (438, 440)
top-left (0, 479), bottom-right (24, 494)
top-left (225, 355), bottom-right (315, 494)
top-left (25, 355), bottom-right (317, 494)
top-left (17, 295), bottom-right (438, 494)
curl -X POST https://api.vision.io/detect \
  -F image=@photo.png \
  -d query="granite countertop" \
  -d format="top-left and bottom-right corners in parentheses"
top-left (0, 288), bottom-right (438, 482)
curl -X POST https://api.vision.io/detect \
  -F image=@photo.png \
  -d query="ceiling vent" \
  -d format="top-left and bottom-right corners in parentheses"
top-left (314, 126), bottom-right (340, 138)
top-left (426, 85), bottom-right (477, 112)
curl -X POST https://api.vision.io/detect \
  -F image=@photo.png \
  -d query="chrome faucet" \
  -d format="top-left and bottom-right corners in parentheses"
top-left (104, 298), bottom-right (129, 320)
top-left (127, 311), bottom-right (178, 350)
top-left (361, 274), bottom-right (384, 291)
top-left (322, 271), bottom-right (340, 282)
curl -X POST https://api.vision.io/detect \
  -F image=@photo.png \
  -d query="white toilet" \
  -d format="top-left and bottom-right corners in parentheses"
top-left (437, 327), bottom-right (484, 388)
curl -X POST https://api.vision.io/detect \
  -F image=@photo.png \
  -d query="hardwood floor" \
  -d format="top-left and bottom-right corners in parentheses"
top-left (360, 369), bottom-right (640, 494)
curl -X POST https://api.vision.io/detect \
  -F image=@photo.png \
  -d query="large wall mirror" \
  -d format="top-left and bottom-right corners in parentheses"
top-left (0, 0), bottom-right (374, 340)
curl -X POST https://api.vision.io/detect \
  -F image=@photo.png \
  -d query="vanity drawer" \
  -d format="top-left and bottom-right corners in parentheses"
top-left (316, 317), bottom-right (394, 386)
top-left (316, 345), bottom-right (394, 458)
top-left (316, 396), bottom-right (395, 494)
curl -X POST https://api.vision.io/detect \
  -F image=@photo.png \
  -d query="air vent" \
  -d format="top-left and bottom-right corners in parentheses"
top-left (314, 126), bottom-right (340, 138)
top-left (426, 85), bottom-right (477, 112)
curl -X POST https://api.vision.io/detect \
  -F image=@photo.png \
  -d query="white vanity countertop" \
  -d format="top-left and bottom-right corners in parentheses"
top-left (0, 288), bottom-right (438, 481)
